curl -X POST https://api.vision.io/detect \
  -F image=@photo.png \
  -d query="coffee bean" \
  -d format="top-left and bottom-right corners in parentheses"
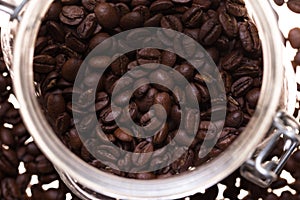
top-left (132, 141), bottom-right (153, 166)
top-left (160, 15), bottom-right (183, 32)
top-left (44, 1), bottom-right (62, 20)
top-left (288, 28), bottom-right (300, 49)
top-left (221, 50), bottom-right (243, 71)
top-left (33, 55), bottom-right (56, 74)
top-left (225, 110), bottom-right (243, 128)
top-left (219, 11), bottom-right (238, 37)
top-left (94, 3), bottom-right (120, 29)
top-left (150, 0), bottom-right (174, 12)
top-left (137, 48), bottom-right (161, 68)
top-left (274, 0), bottom-right (284, 6)
top-left (226, 0), bottom-right (246, 17)
top-left (77, 13), bottom-right (97, 39)
top-left (231, 76), bottom-right (253, 97)
top-left (198, 18), bottom-right (222, 45)
top-left (82, 0), bottom-right (97, 11)
top-left (182, 6), bottom-right (203, 28)
top-left (46, 21), bottom-right (65, 43)
top-left (246, 88), bottom-right (260, 108)
top-left (47, 93), bottom-right (66, 119)
top-left (287, 0), bottom-right (300, 13)
top-left (61, 58), bottom-right (82, 82)
top-left (59, 6), bottom-right (85, 25)
top-left (174, 63), bottom-right (194, 81)
top-left (144, 13), bottom-right (163, 27)
top-left (239, 21), bottom-right (260, 53)
top-left (120, 11), bottom-right (144, 30)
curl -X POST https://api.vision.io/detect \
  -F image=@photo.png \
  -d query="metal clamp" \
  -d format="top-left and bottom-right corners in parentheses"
top-left (0, 0), bottom-right (28, 20)
top-left (241, 110), bottom-right (300, 187)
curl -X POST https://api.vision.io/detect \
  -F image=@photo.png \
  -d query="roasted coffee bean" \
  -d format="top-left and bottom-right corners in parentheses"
top-left (231, 76), bottom-right (253, 97)
top-left (61, 58), bottom-right (82, 82)
top-left (225, 0), bottom-right (246, 17)
top-left (65, 32), bottom-right (87, 53)
top-left (160, 15), bottom-right (183, 32)
top-left (225, 110), bottom-right (243, 128)
top-left (0, 147), bottom-right (18, 176)
top-left (197, 121), bottom-right (218, 140)
top-left (174, 63), bottom-right (194, 81)
top-left (95, 3), bottom-right (120, 29)
top-left (82, 0), bottom-right (97, 11)
top-left (144, 13), bottom-right (163, 27)
top-left (46, 21), bottom-right (65, 43)
top-left (44, 1), bottom-right (62, 20)
top-left (149, 69), bottom-right (174, 91)
top-left (274, 0), bottom-right (284, 6)
top-left (59, 5), bottom-right (85, 25)
top-left (221, 50), bottom-right (243, 71)
top-left (111, 55), bottom-right (129, 76)
top-left (132, 141), bottom-right (153, 166)
top-left (47, 93), bottom-right (66, 119)
top-left (219, 11), bottom-right (238, 37)
top-left (287, 0), bottom-right (300, 13)
top-left (182, 7), bottom-right (203, 28)
top-left (198, 18), bottom-right (222, 45)
top-left (120, 11), bottom-right (144, 30)
top-left (133, 5), bottom-right (151, 21)
top-left (246, 87), bottom-right (260, 108)
top-left (288, 27), bottom-right (300, 49)
top-left (33, 55), bottom-right (56, 74)
top-left (150, 0), bottom-right (174, 12)
top-left (137, 48), bottom-right (161, 68)
top-left (77, 13), bottom-right (97, 39)
top-left (239, 21), bottom-right (261, 53)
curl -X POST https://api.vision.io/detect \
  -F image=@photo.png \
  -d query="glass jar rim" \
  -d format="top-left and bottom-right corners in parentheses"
top-left (12, 0), bottom-right (284, 199)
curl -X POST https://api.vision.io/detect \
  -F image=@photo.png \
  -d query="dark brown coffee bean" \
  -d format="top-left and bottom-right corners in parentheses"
top-left (161, 50), bottom-right (176, 67)
top-left (231, 76), bottom-right (253, 97)
top-left (0, 148), bottom-right (18, 176)
top-left (65, 32), bottom-right (87, 53)
top-left (288, 28), bottom-right (300, 49)
top-left (95, 3), bottom-right (120, 29)
top-left (220, 50), bottom-right (243, 71)
top-left (61, 58), bottom-right (82, 82)
top-left (47, 93), bottom-right (66, 119)
top-left (153, 123), bottom-right (169, 144)
top-left (132, 141), bottom-right (153, 165)
top-left (192, 0), bottom-right (211, 9)
top-left (135, 88), bottom-right (157, 113)
top-left (77, 13), bottom-right (97, 39)
top-left (197, 121), bottom-right (217, 140)
top-left (225, 110), bottom-right (243, 128)
top-left (114, 128), bottom-right (133, 142)
top-left (46, 21), bottom-right (65, 43)
top-left (88, 32), bottom-right (111, 51)
top-left (171, 149), bottom-right (194, 173)
top-left (239, 21), bottom-right (260, 53)
top-left (287, 0), bottom-right (300, 13)
top-left (82, 0), bottom-right (97, 11)
top-left (1, 178), bottom-right (21, 199)
top-left (149, 69), bottom-right (174, 91)
top-left (137, 48), bottom-right (161, 68)
top-left (59, 6), bottom-right (85, 25)
top-left (133, 80), bottom-right (150, 99)
top-left (120, 11), bottom-right (144, 30)
top-left (294, 50), bottom-right (300, 66)
top-left (111, 55), bottom-right (129, 76)
top-left (182, 7), bottom-right (203, 28)
top-left (198, 18), bottom-right (222, 45)
top-left (133, 5), bottom-right (151, 21)
top-left (44, 1), bottom-right (62, 20)
top-left (144, 13), bottom-right (163, 27)
top-left (246, 88), bottom-right (260, 108)
top-left (33, 55), bottom-right (56, 74)
top-left (0, 127), bottom-right (15, 147)
top-left (225, 0), bottom-right (246, 17)
top-left (150, 0), bottom-right (174, 12)
top-left (219, 11), bottom-right (238, 37)
top-left (274, 0), bottom-right (284, 6)
top-left (161, 15), bottom-right (183, 32)
top-left (174, 63), bottom-right (194, 81)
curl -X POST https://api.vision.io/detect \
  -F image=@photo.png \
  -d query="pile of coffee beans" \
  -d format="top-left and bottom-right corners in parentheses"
top-left (34, 0), bottom-right (263, 179)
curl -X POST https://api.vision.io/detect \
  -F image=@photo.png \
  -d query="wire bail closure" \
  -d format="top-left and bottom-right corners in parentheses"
top-left (241, 110), bottom-right (300, 187)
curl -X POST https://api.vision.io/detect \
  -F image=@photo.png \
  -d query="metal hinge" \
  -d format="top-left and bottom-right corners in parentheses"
top-left (240, 110), bottom-right (300, 187)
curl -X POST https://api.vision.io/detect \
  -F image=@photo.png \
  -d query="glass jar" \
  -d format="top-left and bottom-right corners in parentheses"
top-left (0, 0), bottom-right (299, 199)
